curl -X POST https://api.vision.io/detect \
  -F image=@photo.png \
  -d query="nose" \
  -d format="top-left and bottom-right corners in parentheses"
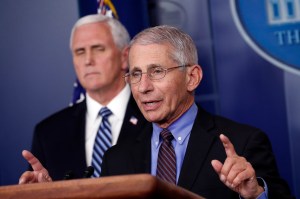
top-left (85, 51), bottom-right (94, 66)
top-left (137, 73), bottom-right (153, 93)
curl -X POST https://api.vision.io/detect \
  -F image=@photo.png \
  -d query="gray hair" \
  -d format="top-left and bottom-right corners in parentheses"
top-left (70, 14), bottom-right (130, 50)
top-left (129, 25), bottom-right (198, 65)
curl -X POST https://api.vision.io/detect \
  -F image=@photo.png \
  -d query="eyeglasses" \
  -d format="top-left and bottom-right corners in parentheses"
top-left (124, 65), bottom-right (191, 84)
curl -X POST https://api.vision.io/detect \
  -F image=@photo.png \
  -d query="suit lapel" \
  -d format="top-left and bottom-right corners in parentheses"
top-left (118, 95), bottom-right (148, 143)
top-left (178, 106), bottom-right (219, 190)
top-left (132, 123), bottom-right (152, 174)
top-left (68, 101), bottom-right (87, 174)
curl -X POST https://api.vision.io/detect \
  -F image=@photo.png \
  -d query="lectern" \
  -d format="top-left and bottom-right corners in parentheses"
top-left (0, 174), bottom-right (205, 199)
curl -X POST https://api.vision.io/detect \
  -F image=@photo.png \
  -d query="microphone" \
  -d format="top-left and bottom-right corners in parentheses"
top-left (82, 166), bottom-right (94, 178)
top-left (63, 170), bottom-right (74, 180)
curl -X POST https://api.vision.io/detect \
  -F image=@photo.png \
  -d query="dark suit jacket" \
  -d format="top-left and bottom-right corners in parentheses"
top-left (101, 106), bottom-right (293, 199)
top-left (31, 95), bottom-right (148, 180)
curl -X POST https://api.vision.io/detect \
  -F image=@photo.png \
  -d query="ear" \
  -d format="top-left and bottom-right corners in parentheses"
top-left (186, 65), bottom-right (203, 92)
top-left (120, 46), bottom-right (130, 71)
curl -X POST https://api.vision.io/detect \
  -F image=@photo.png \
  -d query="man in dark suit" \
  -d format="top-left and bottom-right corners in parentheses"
top-left (101, 25), bottom-right (294, 198)
top-left (30, 96), bottom-right (145, 181)
top-left (18, 14), bottom-right (147, 182)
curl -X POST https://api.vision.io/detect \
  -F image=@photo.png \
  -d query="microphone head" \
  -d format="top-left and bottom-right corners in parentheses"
top-left (82, 166), bottom-right (94, 178)
top-left (63, 170), bottom-right (74, 180)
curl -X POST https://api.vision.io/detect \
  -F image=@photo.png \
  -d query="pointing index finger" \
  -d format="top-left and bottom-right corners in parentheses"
top-left (219, 134), bottom-right (237, 157)
top-left (22, 150), bottom-right (45, 172)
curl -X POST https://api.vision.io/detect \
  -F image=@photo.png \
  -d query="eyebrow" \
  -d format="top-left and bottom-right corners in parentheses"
top-left (130, 66), bottom-right (141, 71)
top-left (91, 44), bottom-right (105, 49)
top-left (130, 64), bottom-right (162, 70)
top-left (148, 64), bottom-right (162, 69)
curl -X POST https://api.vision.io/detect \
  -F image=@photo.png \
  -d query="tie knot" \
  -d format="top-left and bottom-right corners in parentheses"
top-left (160, 129), bottom-right (173, 142)
top-left (99, 107), bottom-right (112, 118)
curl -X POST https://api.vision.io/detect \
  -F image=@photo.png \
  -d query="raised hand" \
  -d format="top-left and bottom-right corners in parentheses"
top-left (211, 134), bottom-right (264, 199)
top-left (19, 150), bottom-right (52, 184)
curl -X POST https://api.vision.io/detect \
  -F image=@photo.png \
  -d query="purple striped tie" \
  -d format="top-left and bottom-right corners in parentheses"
top-left (91, 107), bottom-right (112, 177)
top-left (156, 129), bottom-right (176, 184)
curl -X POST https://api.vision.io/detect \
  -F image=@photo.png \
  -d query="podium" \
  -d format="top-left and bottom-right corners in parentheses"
top-left (0, 174), bottom-right (204, 199)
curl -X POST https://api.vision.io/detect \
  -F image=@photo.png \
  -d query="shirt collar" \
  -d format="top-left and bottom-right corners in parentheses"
top-left (86, 84), bottom-right (131, 120)
top-left (152, 103), bottom-right (198, 147)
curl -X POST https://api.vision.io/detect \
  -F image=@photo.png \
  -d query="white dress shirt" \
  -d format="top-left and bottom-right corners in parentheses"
top-left (84, 84), bottom-right (131, 166)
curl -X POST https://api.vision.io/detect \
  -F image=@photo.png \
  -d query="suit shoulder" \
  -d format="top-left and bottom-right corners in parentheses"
top-left (125, 95), bottom-right (145, 119)
top-left (35, 101), bottom-right (86, 128)
top-left (197, 107), bottom-right (268, 143)
top-left (214, 114), bottom-right (261, 132)
top-left (211, 114), bottom-right (271, 147)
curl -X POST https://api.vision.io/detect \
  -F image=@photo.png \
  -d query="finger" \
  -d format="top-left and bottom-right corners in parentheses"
top-left (219, 156), bottom-right (236, 180)
top-left (231, 162), bottom-right (255, 187)
top-left (220, 165), bottom-right (246, 190)
top-left (226, 157), bottom-right (248, 183)
top-left (37, 172), bottom-right (52, 182)
top-left (19, 171), bottom-right (35, 184)
top-left (22, 150), bottom-right (45, 172)
top-left (211, 160), bottom-right (227, 183)
top-left (211, 160), bottom-right (223, 174)
top-left (220, 134), bottom-right (237, 157)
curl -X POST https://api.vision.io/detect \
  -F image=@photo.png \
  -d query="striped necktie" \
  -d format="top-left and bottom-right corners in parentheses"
top-left (156, 129), bottom-right (177, 184)
top-left (91, 107), bottom-right (112, 177)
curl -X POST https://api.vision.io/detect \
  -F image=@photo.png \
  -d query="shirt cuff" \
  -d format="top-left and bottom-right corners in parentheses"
top-left (256, 177), bottom-right (268, 199)
top-left (239, 177), bottom-right (268, 199)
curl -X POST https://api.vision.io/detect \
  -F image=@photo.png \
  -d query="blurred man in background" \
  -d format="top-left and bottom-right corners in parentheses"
top-left (19, 14), bottom-right (147, 181)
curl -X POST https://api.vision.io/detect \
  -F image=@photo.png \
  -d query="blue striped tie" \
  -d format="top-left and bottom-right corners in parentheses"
top-left (156, 129), bottom-right (177, 184)
top-left (91, 107), bottom-right (112, 177)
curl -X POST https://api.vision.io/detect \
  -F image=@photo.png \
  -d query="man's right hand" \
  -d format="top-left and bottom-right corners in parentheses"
top-left (19, 150), bottom-right (52, 184)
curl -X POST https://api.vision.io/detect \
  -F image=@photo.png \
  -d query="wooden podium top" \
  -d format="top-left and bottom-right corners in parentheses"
top-left (0, 174), bottom-right (205, 199)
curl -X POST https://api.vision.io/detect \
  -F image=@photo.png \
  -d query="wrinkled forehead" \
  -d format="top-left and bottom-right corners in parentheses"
top-left (128, 43), bottom-right (174, 71)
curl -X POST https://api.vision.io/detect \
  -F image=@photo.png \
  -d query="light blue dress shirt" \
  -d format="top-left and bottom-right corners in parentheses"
top-left (151, 103), bottom-right (198, 182)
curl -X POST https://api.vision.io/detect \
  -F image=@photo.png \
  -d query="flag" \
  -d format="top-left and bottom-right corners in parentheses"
top-left (70, 79), bottom-right (85, 106)
top-left (97, 0), bottom-right (118, 19)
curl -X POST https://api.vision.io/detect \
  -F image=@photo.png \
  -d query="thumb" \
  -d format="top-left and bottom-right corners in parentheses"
top-left (211, 160), bottom-right (223, 174)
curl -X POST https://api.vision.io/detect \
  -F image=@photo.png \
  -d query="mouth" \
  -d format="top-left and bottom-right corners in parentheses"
top-left (84, 72), bottom-right (100, 78)
top-left (140, 100), bottom-right (162, 111)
